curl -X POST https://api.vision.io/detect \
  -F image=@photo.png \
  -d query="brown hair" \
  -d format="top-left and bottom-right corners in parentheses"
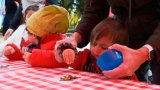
top-left (90, 18), bottom-right (129, 45)
top-left (23, 4), bottom-right (39, 23)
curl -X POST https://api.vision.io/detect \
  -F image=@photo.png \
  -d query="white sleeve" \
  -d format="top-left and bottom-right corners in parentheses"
top-left (0, 24), bottom-right (26, 57)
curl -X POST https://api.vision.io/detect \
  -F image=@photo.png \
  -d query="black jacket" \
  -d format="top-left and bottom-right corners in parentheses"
top-left (76, 0), bottom-right (160, 49)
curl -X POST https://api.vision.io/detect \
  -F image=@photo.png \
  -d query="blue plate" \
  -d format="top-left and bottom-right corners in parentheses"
top-left (96, 49), bottom-right (123, 71)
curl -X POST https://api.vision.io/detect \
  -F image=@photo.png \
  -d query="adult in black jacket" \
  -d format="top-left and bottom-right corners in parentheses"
top-left (55, 0), bottom-right (160, 84)
top-left (2, 0), bottom-right (23, 39)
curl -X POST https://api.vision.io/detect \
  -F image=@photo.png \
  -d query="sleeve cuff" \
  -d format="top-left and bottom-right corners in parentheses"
top-left (143, 44), bottom-right (154, 61)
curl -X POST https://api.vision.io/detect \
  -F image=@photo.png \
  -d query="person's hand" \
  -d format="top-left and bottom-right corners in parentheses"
top-left (14, 1), bottom-right (20, 7)
top-left (103, 44), bottom-right (149, 79)
top-left (55, 40), bottom-right (77, 63)
top-left (3, 46), bottom-right (15, 56)
top-left (4, 28), bottom-right (14, 40)
top-left (62, 49), bottom-right (75, 64)
top-left (55, 32), bottom-right (81, 62)
top-left (23, 52), bottom-right (31, 64)
top-left (21, 47), bottom-right (29, 54)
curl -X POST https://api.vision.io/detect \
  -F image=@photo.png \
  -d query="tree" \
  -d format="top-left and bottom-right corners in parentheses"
top-left (58, 0), bottom-right (84, 32)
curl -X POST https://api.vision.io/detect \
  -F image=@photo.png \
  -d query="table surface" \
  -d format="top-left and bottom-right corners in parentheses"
top-left (0, 57), bottom-right (160, 90)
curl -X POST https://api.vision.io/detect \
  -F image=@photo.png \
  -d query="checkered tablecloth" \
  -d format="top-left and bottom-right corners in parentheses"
top-left (0, 57), bottom-right (160, 90)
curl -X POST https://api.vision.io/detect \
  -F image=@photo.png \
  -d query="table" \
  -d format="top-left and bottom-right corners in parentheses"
top-left (0, 57), bottom-right (160, 90)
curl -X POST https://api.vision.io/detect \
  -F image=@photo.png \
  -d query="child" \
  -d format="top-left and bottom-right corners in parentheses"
top-left (60, 18), bottom-right (137, 80)
top-left (61, 17), bottom-right (129, 70)
top-left (4, 5), bottom-right (70, 68)
top-left (0, 4), bottom-right (39, 58)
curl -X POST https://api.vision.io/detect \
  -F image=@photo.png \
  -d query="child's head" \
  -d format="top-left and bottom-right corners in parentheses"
top-left (26, 5), bottom-right (69, 43)
top-left (24, 4), bottom-right (39, 22)
top-left (90, 18), bottom-right (128, 59)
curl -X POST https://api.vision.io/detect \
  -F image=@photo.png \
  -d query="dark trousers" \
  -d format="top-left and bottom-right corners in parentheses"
top-left (151, 60), bottom-right (160, 85)
top-left (135, 61), bottom-right (151, 82)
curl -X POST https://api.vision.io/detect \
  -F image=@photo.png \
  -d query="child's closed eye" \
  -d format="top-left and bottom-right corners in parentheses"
top-left (100, 45), bottom-right (108, 50)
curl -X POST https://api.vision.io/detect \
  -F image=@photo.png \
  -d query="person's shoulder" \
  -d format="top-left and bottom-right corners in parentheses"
top-left (12, 24), bottom-right (26, 36)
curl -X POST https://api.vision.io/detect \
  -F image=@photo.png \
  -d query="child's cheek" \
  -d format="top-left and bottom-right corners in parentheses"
top-left (28, 35), bottom-right (32, 40)
top-left (28, 35), bottom-right (35, 44)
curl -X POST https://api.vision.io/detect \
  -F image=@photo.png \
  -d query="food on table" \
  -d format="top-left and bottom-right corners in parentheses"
top-left (60, 74), bottom-right (80, 81)
top-left (0, 65), bottom-right (9, 69)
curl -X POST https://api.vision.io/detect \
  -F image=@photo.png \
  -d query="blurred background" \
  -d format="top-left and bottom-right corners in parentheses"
top-left (0, 0), bottom-right (85, 42)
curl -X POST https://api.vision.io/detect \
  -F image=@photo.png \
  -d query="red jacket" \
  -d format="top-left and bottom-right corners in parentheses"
top-left (70, 49), bottom-right (91, 70)
top-left (5, 34), bottom-right (68, 68)
top-left (28, 45), bottom-right (91, 68)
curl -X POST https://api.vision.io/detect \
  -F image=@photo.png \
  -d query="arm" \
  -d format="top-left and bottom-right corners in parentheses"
top-left (4, 44), bottom-right (23, 60)
top-left (0, 24), bottom-right (25, 56)
top-left (146, 23), bottom-right (160, 62)
top-left (9, 1), bottom-right (23, 31)
top-left (28, 49), bottom-right (68, 68)
top-left (75, 0), bottom-right (109, 48)
top-left (0, 35), bottom-right (15, 57)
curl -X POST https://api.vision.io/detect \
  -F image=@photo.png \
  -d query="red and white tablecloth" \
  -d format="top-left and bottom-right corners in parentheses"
top-left (0, 57), bottom-right (160, 90)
